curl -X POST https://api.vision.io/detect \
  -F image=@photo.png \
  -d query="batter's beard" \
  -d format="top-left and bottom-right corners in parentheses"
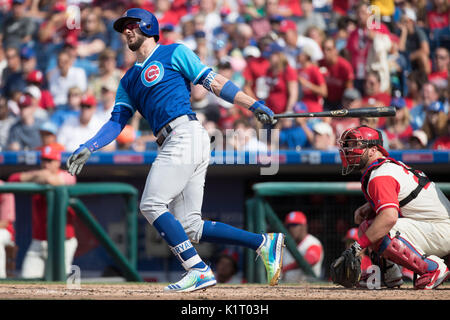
top-left (128, 35), bottom-right (146, 51)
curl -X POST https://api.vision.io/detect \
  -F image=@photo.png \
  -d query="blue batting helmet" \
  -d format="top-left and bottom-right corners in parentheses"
top-left (113, 8), bottom-right (159, 42)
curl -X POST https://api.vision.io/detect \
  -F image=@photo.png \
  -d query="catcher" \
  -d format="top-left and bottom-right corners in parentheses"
top-left (330, 125), bottom-right (450, 289)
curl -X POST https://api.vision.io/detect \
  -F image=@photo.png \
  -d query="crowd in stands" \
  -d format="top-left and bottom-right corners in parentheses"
top-left (0, 0), bottom-right (448, 154)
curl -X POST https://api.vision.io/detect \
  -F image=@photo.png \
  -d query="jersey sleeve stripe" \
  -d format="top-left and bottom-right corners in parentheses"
top-left (115, 102), bottom-right (135, 113)
top-left (193, 66), bottom-right (210, 85)
top-left (375, 203), bottom-right (399, 214)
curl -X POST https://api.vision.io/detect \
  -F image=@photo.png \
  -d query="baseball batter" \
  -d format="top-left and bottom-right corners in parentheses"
top-left (66, 8), bottom-right (285, 292)
top-left (332, 125), bottom-right (450, 289)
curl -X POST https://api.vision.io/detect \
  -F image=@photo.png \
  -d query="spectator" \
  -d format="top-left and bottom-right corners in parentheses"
top-left (397, 6), bottom-right (431, 75)
top-left (431, 116), bottom-right (450, 150)
top-left (23, 85), bottom-right (48, 121)
top-left (319, 37), bottom-right (355, 110)
top-left (426, 0), bottom-right (450, 32)
top-left (89, 48), bottom-right (124, 101)
top-left (421, 101), bottom-right (448, 146)
top-left (76, 9), bottom-right (107, 77)
top-left (0, 96), bottom-right (15, 151)
top-left (297, 43), bottom-right (327, 113)
top-left (214, 250), bottom-right (241, 284)
top-left (50, 86), bottom-right (83, 128)
top-left (26, 69), bottom-right (55, 111)
top-left (242, 36), bottom-right (271, 101)
top-left (36, 2), bottom-right (79, 72)
top-left (0, 180), bottom-right (15, 279)
top-left (304, 25), bottom-right (326, 50)
top-left (362, 71), bottom-right (392, 108)
top-left (383, 97), bottom-right (413, 149)
top-left (1, 47), bottom-right (25, 101)
top-left (331, 88), bottom-right (362, 139)
top-left (38, 121), bottom-right (64, 151)
top-left (408, 129), bottom-right (429, 149)
top-left (265, 44), bottom-right (298, 115)
top-left (366, 27), bottom-right (392, 94)
top-left (48, 48), bottom-right (88, 106)
top-left (281, 211), bottom-right (324, 282)
top-left (277, 106), bottom-right (313, 150)
top-left (428, 47), bottom-right (449, 91)
top-left (95, 79), bottom-right (116, 124)
top-left (8, 145), bottom-right (78, 279)
top-left (6, 94), bottom-right (43, 151)
top-left (154, 0), bottom-right (181, 27)
top-left (405, 70), bottom-right (428, 109)
top-left (278, 19), bottom-right (323, 67)
top-left (311, 121), bottom-right (337, 150)
top-left (296, 0), bottom-right (326, 36)
top-left (57, 93), bottom-right (109, 152)
top-left (346, 1), bottom-right (391, 94)
top-left (410, 82), bottom-right (443, 130)
top-left (228, 119), bottom-right (268, 152)
top-left (0, 0), bottom-right (36, 50)
top-left (20, 45), bottom-right (37, 77)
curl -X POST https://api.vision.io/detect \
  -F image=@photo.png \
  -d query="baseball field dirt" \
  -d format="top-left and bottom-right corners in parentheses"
top-left (0, 282), bottom-right (448, 300)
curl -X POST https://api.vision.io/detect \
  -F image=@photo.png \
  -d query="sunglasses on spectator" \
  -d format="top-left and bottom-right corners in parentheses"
top-left (124, 22), bottom-right (139, 31)
top-left (436, 55), bottom-right (448, 60)
top-left (80, 104), bottom-right (94, 109)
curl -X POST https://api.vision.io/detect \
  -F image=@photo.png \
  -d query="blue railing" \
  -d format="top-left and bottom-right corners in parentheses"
top-left (0, 150), bottom-right (449, 166)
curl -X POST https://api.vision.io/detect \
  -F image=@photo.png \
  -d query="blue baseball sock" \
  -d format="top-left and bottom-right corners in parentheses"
top-left (201, 221), bottom-right (264, 250)
top-left (153, 212), bottom-right (207, 270)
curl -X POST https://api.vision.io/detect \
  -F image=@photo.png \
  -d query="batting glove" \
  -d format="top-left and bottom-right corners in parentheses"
top-left (66, 145), bottom-right (91, 176)
top-left (249, 101), bottom-right (277, 125)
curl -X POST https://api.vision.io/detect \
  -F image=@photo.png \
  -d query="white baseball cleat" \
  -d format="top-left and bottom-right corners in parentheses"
top-left (414, 259), bottom-right (449, 290)
top-left (164, 266), bottom-right (217, 292)
top-left (256, 233), bottom-right (285, 286)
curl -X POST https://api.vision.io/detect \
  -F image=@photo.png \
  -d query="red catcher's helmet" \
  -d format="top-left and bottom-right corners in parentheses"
top-left (338, 125), bottom-right (389, 175)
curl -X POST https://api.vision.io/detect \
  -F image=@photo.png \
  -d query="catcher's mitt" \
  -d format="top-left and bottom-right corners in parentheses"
top-left (330, 243), bottom-right (362, 288)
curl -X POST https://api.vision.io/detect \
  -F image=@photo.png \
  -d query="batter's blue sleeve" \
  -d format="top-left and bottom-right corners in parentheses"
top-left (115, 82), bottom-right (136, 113)
top-left (171, 44), bottom-right (210, 85)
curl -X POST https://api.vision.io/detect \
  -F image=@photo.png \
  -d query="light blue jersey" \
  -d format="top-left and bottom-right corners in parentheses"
top-left (114, 43), bottom-right (211, 134)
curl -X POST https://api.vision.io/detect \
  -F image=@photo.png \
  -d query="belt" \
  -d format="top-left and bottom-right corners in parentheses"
top-left (156, 114), bottom-right (198, 147)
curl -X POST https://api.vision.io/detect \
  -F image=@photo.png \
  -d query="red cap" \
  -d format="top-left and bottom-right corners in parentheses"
top-left (18, 94), bottom-right (32, 108)
top-left (280, 20), bottom-right (297, 33)
top-left (26, 70), bottom-right (44, 84)
top-left (40, 145), bottom-right (62, 161)
top-left (285, 211), bottom-right (307, 225)
top-left (343, 228), bottom-right (359, 241)
top-left (81, 94), bottom-right (96, 107)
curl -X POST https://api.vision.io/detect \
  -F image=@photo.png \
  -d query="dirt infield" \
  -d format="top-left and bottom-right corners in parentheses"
top-left (0, 282), bottom-right (448, 300)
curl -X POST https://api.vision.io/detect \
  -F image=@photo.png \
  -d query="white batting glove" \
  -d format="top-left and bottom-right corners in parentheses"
top-left (66, 145), bottom-right (91, 176)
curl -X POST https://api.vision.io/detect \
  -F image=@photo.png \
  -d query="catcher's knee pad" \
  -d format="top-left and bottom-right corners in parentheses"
top-left (180, 215), bottom-right (204, 244)
top-left (379, 233), bottom-right (428, 275)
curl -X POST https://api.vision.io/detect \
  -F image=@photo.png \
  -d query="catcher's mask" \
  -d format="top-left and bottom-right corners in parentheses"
top-left (338, 125), bottom-right (389, 175)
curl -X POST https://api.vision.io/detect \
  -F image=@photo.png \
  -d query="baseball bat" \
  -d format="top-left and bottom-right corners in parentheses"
top-left (273, 106), bottom-right (396, 119)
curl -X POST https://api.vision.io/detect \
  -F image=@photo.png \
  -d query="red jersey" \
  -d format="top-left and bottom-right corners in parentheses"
top-left (279, 0), bottom-right (303, 16)
top-left (266, 65), bottom-right (298, 114)
top-left (298, 64), bottom-right (326, 113)
top-left (8, 171), bottom-right (76, 241)
top-left (319, 56), bottom-right (354, 103)
top-left (384, 124), bottom-right (413, 144)
top-left (242, 57), bottom-right (271, 100)
top-left (427, 10), bottom-right (450, 31)
top-left (432, 136), bottom-right (450, 150)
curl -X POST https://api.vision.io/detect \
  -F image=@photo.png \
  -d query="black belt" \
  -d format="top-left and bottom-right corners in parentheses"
top-left (156, 114), bottom-right (198, 147)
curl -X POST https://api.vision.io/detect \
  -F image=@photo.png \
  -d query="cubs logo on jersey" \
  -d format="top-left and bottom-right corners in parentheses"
top-left (141, 61), bottom-right (164, 87)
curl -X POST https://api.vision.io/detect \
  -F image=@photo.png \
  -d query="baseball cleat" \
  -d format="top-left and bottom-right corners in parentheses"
top-left (164, 266), bottom-right (217, 293)
top-left (256, 233), bottom-right (285, 286)
top-left (414, 259), bottom-right (449, 290)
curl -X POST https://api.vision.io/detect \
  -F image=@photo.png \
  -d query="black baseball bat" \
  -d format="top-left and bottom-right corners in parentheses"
top-left (273, 106), bottom-right (396, 119)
